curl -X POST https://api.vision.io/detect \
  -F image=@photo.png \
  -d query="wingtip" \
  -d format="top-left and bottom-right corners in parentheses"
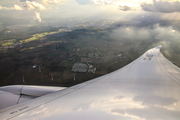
top-left (155, 45), bottom-right (162, 49)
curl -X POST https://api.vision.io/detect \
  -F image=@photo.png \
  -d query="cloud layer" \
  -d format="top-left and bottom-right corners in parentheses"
top-left (110, 24), bottom-right (180, 42)
top-left (141, 1), bottom-right (180, 13)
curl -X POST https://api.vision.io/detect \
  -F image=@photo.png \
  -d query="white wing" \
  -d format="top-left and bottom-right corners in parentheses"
top-left (0, 46), bottom-right (180, 120)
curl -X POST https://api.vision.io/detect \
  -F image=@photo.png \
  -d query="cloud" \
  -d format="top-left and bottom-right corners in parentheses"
top-left (110, 24), bottom-right (180, 42)
top-left (141, 1), bottom-right (180, 13)
top-left (14, 4), bottom-right (23, 10)
top-left (0, 4), bottom-right (23, 10)
top-left (22, 1), bottom-right (46, 10)
top-left (114, 96), bottom-right (125, 100)
top-left (35, 11), bottom-right (42, 22)
top-left (111, 106), bottom-right (180, 120)
top-left (133, 95), bottom-right (177, 106)
top-left (72, 102), bottom-right (92, 111)
top-left (118, 5), bottom-right (132, 11)
top-left (76, 0), bottom-right (136, 11)
top-left (76, 0), bottom-right (116, 5)
top-left (140, 2), bottom-right (156, 12)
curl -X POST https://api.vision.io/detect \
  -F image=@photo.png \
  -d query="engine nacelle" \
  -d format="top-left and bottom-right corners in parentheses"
top-left (0, 85), bottom-right (66, 110)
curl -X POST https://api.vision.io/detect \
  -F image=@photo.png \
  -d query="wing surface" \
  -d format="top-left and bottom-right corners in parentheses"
top-left (0, 46), bottom-right (180, 120)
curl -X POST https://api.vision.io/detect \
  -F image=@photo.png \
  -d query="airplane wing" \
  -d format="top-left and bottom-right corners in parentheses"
top-left (0, 46), bottom-right (180, 120)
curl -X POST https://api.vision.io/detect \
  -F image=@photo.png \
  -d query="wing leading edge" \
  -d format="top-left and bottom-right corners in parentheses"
top-left (0, 46), bottom-right (180, 120)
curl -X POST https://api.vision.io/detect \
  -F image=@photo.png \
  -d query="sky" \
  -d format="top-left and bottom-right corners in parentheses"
top-left (0, 0), bottom-right (180, 23)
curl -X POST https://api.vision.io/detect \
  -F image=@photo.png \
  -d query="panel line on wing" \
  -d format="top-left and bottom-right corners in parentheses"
top-left (159, 52), bottom-right (180, 82)
top-left (156, 51), bottom-right (180, 86)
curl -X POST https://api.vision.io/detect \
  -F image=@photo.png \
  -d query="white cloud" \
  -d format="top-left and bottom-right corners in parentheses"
top-left (35, 11), bottom-right (42, 22)
top-left (22, 1), bottom-right (46, 10)
top-left (110, 24), bottom-right (180, 42)
top-left (14, 4), bottom-right (23, 10)
top-left (0, 4), bottom-right (23, 10)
